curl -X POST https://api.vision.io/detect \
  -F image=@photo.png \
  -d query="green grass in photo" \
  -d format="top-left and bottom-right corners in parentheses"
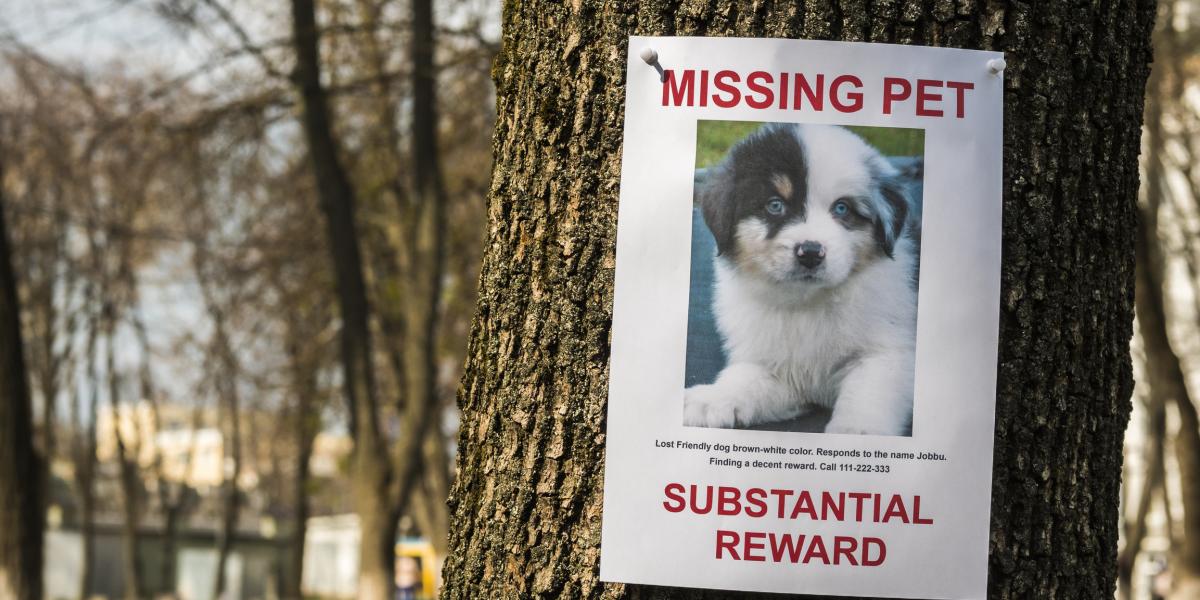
top-left (695, 120), bottom-right (924, 169)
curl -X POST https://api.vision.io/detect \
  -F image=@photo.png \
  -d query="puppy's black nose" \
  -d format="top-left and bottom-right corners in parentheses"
top-left (795, 241), bottom-right (825, 269)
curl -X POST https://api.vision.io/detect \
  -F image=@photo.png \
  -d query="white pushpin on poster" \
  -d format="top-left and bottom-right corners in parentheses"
top-left (599, 36), bottom-right (1003, 599)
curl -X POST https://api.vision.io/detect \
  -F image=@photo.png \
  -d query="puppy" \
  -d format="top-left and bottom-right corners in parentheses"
top-left (684, 123), bottom-right (918, 436)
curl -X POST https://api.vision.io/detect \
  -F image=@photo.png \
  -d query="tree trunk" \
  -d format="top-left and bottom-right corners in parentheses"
top-left (288, 421), bottom-right (313, 600)
top-left (285, 334), bottom-right (319, 600)
top-left (1169, 322), bottom-right (1200, 598)
top-left (390, 0), bottom-right (449, 539)
top-left (1116, 385), bottom-right (1164, 600)
top-left (415, 426), bottom-right (451, 555)
top-left (134, 307), bottom-right (186, 597)
top-left (0, 144), bottom-right (44, 600)
top-left (204, 295), bottom-right (243, 600)
top-left (1120, 14), bottom-right (1170, 600)
top-left (443, 3), bottom-right (1155, 599)
top-left (77, 428), bottom-right (96, 600)
top-left (161, 498), bottom-right (182, 594)
top-left (1138, 4), bottom-right (1200, 595)
top-left (31, 235), bottom-right (61, 471)
top-left (103, 303), bottom-right (143, 600)
top-left (291, 1), bottom-right (396, 597)
top-left (76, 302), bottom-right (100, 600)
top-left (1135, 196), bottom-right (1198, 598)
top-left (77, 430), bottom-right (96, 599)
top-left (212, 407), bottom-right (242, 600)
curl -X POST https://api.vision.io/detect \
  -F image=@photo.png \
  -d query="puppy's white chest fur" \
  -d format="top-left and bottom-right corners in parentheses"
top-left (713, 239), bottom-right (916, 410)
top-left (685, 237), bottom-right (917, 435)
top-left (715, 266), bottom-right (862, 408)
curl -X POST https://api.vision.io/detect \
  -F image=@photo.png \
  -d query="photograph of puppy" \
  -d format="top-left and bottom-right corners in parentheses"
top-left (683, 121), bottom-right (923, 436)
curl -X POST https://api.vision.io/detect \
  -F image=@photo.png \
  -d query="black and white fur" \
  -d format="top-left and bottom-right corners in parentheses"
top-left (684, 123), bottom-right (919, 436)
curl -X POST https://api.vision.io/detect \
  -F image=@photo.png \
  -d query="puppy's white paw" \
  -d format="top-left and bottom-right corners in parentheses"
top-left (683, 384), bottom-right (740, 428)
top-left (824, 418), bottom-right (903, 436)
top-left (823, 422), bottom-right (871, 435)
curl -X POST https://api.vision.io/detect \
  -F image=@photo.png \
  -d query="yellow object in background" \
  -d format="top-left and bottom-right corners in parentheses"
top-left (395, 538), bottom-right (440, 599)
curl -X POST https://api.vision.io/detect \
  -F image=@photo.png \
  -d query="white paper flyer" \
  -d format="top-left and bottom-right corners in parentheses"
top-left (599, 35), bottom-right (1003, 599)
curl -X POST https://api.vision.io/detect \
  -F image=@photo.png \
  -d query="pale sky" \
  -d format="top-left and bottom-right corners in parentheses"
top-left (2, 0), bottom-right (205, 72)
top-left (1, 1), bottom-right (249, 423)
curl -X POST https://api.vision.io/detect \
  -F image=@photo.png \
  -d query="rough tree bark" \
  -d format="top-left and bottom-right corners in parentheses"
top-left (443, 2), bottom-right (1155, 599)
top-left (0, 135), bottom-right (43, 600)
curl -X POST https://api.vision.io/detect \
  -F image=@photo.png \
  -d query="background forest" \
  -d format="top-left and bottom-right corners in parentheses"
top-left (1, 0), bottom-right (493, 598)
top-left (0, 0), bottom-right (1196, 599)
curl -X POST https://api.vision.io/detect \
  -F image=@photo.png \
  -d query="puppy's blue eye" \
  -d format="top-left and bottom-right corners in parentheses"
top-left (765, 198), bottom-right (786, 216)
top-left (832, 200), bottom-right (850, 216)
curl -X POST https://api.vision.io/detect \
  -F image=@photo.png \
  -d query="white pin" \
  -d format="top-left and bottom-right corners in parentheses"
top-left (987, 58), bottom-right (1007, 76)
top-left (640, 47), bottom-right (666, 82)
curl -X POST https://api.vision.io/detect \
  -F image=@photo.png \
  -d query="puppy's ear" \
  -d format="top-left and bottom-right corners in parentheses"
top-left (873, 178), bottom-right (909, 259)
top-left (700, 168), bottom-right (738, 256)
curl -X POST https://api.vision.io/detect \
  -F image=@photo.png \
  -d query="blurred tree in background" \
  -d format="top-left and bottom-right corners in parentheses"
top-left (1125, 1), bottom-right (1200, 599)
top-left (0, 0), bottom-right (495, 598)
top-left (0, 121), bottom-right (43, 600)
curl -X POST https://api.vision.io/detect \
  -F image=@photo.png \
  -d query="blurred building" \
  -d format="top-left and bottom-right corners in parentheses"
top-left (95, 401), bottom-right (228, 488)
top-left (94, 401), bottom-right (351, 490)
top-left (309, 432), bottom-right (353, 479)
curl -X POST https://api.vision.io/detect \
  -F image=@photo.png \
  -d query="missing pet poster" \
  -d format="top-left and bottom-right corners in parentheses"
top-left (599, 37), bottom-right (1003, 599)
